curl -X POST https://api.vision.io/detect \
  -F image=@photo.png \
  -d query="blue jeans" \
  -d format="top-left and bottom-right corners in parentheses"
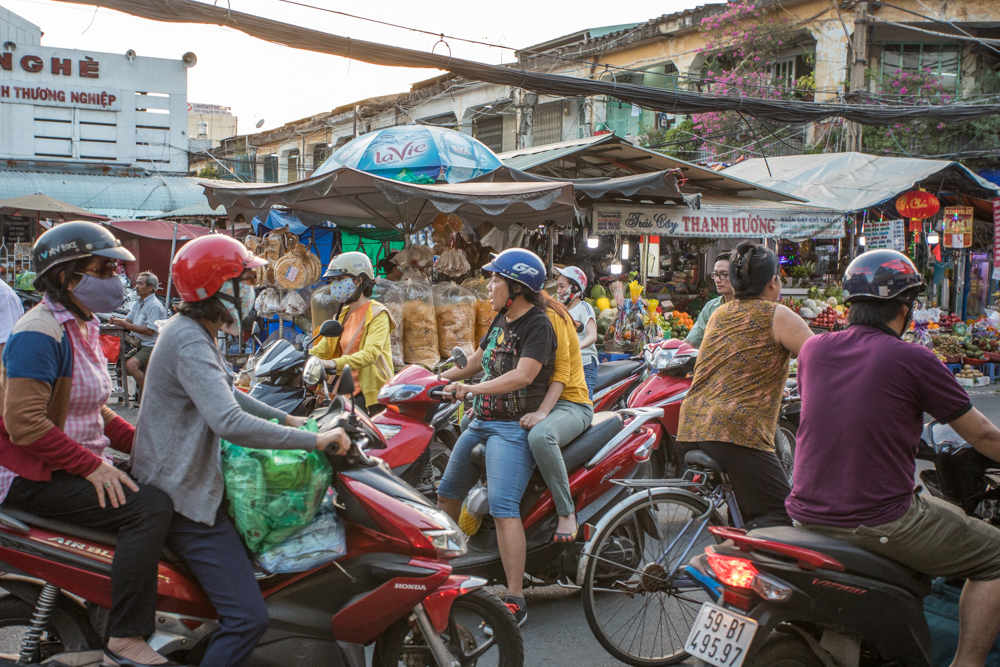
top-left (438, 418), bottom-right (536, 519)
top-left (584, 358), bottom-right (599, 399)
top-left (168, 507), bottom-right (269, 667)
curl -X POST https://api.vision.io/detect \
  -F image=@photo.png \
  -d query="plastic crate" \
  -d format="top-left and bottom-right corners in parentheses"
top-left (599, 352), bottom-right (632, 363)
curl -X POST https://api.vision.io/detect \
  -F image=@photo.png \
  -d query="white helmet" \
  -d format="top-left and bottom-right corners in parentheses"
top-left (324, 251), bottom-right (375, 280)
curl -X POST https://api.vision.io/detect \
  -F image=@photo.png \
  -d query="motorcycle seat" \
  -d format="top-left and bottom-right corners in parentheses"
top-left (0, 505), bottom-right (186, 566)
top-left (468, 412), bottom-right (624, 474)
top-left (749, 526), bottom-right (932, 597)
top-left (594, 361), bottom-right (644, 391)
top-left (685, 449), bottom-right (725, 473)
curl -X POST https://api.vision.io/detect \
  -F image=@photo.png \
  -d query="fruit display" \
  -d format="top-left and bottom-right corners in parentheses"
top-left (956, 365), bottom-right (984, 380)
top-left (810, 306), bottom-right (843, 329)
top-left (931, 334), bottom-right (965, 360)
top-left (939, 313), bottom-right (963, 328)
top-left (659, 311), bottom-right (693, 340)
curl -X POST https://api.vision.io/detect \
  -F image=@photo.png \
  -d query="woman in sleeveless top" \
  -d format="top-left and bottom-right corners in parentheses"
top-left (676, 241), bottom-right (813, 528)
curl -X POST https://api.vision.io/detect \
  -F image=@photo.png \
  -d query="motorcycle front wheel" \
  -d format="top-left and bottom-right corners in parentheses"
top-left (372, 588), bottom-right (523, 667)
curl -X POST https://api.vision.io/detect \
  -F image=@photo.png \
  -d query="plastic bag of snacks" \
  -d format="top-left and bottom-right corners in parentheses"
top-left (255, 504), bottom-right (346, 574)
top-left (221, 419), bottom-right (332, 552)
top-left (255, 287), bottom-right (281, 318)
top-left (279, 289), bottom-right (307, 316)
top-left (375, 278), bottom-right (405, 369)
top-left (462, 276), bottom-right (495, 345)
top-left (401, 278), bottom-right (440, 368)
top-left (433, 282), bottom-right (477, 358)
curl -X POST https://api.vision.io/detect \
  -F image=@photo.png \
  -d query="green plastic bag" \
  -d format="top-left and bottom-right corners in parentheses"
top-left (220, 419), bottom-right (332, 553)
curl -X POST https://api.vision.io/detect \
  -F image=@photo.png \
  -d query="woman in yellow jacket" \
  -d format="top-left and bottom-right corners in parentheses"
top-left (309, 252), bottom-right (395, 413)
top-left (519, 293), bottom-right (594, 542)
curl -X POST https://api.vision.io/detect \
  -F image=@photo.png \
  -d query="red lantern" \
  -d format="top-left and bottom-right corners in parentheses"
top-left (896, 191), bottom-right (940, 220)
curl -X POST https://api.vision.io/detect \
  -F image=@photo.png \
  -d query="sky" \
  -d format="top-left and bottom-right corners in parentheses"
top-left (4, 0), bottom-right (703, 131)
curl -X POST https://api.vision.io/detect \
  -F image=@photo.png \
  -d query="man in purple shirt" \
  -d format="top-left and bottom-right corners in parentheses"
top-left (789, 250), bottom-right (1000, 664)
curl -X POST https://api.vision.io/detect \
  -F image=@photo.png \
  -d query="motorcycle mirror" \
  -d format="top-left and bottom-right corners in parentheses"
top-left (452, 347), bottom-right (468, 370)
top-left (338, 365), bottom-right (355, 396)
top-left (252, 322), bottom-right (261, 336)
top-left (319, 320), bottom-right (343, 338)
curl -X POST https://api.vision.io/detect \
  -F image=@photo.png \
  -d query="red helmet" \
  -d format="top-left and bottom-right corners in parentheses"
top-left (172, 235), bottom-right (266, 302)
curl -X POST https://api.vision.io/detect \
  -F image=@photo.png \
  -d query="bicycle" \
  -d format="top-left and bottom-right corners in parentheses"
top-left (578, 448), bottom-right (744, 666)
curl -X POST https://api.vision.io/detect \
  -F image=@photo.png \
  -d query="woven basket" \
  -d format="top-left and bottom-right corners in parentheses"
top-left (274, 254), bottom-right (308, 289)
top-left (244, 236), bottom-right (260, 253)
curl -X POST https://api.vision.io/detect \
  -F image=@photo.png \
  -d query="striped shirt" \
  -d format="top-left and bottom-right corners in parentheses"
top-left (0, 297), bottom-right (112, 501)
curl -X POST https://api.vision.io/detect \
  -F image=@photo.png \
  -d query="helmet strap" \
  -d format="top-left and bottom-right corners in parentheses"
top-left (215, 280), bottom-right (245, 330)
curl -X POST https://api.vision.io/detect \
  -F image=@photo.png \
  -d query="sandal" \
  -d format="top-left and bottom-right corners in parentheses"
top-left (553, 519), bottom-right (579, 544)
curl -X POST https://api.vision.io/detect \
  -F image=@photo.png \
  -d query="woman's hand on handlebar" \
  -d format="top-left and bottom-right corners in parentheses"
top-left (85, 462), bottom-right (139, 509)
top-left (316, 427), bottom-right (351, 455)
top-left (444, 382), bottom-right (476, 402)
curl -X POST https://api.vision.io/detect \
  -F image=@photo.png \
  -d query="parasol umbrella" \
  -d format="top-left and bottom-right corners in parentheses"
top-left (313, 125), bottom-right (503, 184)
top-left (0, 193), bottom-right (107, 240)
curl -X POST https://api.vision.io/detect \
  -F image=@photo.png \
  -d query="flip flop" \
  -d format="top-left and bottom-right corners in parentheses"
top-left (553, 525), bottom-right (578, 544)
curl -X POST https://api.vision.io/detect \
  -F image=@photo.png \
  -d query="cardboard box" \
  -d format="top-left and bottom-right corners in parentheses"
top-left (956, 376), bottom-right (991, 387)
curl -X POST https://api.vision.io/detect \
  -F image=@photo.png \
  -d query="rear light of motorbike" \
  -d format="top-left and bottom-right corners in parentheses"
top-left (723, 588), bottom-right (755, 612)
top-left (707, 550), bottom-right (793, 605)
top-left (632, 431), bottom-right (657, 462)
top-left (706, 551), bottom-right (758, 589)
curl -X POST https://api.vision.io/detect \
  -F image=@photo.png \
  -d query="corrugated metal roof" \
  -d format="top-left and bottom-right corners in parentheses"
top-left (0, 171), bottom-right (213, 219)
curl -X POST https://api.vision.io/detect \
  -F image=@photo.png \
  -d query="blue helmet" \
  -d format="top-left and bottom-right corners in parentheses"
top-left (482, 249), bottom-right (546, 292)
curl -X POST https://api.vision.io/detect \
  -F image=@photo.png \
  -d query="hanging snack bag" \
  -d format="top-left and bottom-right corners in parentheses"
top-left (375, 278), bottom-right (405, 369)
top-left (433, 282), bottom-right (477, 358)
top-left (402, 278), bottom-right (440, 368)
top-left (462, 276), bottom-right (495, 345)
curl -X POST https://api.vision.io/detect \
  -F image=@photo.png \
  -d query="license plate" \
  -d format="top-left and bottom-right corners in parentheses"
top-left (685, 602), bottom-right (757, 667)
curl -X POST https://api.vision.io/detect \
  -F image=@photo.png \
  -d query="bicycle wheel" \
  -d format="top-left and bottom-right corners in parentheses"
top-left (582, 490), bottom-right (724, 666)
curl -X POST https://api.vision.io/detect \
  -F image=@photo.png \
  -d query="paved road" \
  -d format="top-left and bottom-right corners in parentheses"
top-left (4, 385), bottom-right (1000, 664)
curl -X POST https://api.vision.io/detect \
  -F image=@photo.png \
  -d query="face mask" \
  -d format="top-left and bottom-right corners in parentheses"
top-left (71, 274), bottom-right (125, 314)
top-left (218, 280), bottom-right (256, 336)
top-left (328, 277), bottom-right (359, 303)
top-left (556, 286), bottom-right (575, 306)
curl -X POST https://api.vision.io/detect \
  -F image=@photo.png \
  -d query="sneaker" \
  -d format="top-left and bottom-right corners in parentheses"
top-left (505, 599), bottom-right (527, 627)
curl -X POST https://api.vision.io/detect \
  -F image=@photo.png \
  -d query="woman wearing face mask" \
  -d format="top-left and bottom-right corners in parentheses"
top-left (554, 266), bottom-right (599, 397)
top-left (0, 221), bottom-right (177, 666)
top-left (131, 235), bottom-right (350, 667)
top-left (308, 252), bottom-right (395, 415)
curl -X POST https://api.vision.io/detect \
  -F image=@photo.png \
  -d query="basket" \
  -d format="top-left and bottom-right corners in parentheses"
top-left (984, 352), bottom-right (1000, 363)
top-left (962, 356), bottom-right (988, 367)
top-left (274, 254), bottom-right (308, 290)
top-left (244, 236), bottom-right (260, 253)
top-left (945, 356), bottom-right (962, 364)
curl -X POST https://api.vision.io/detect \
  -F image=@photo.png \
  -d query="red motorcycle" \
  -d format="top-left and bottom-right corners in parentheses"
top-left (0, 371), bottom-right (523, 667)
top-left (591, 357), bottom-right (648, 413)
top-left (371, 352), bottom-right (663, 586)
top-left (625, 338), bottom-right (699, 478)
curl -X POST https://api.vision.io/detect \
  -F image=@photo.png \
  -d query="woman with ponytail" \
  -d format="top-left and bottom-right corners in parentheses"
top-left (675, 241), bottom-right (813, 528)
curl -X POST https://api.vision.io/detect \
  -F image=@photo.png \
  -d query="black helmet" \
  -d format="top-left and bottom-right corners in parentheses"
top-left (32, 220), bottom-right (134, 278)
top-left (842, 249), bottom-right (925, 303)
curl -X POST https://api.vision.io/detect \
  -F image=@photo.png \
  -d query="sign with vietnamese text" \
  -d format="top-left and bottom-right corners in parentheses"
top-left (993, 199), bottom-right (1000, 280)
top-left (944, 206), bottom-right (974, 248)
top-left (896, 190), bottom-right (940, 220)
top-left (592, 204), bottom-right (845, 241)
top-left (865, 219), bottom-right (906, 251)
top-left (0, 83), bottom-right (121, 110)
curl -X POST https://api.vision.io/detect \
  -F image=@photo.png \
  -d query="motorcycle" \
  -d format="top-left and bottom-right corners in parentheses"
top-left (238, 320), bottom-right (344, 415)
top-left (687, 419), bottom-right (991, 667)
top-left (0, 359), bottom-right (523, 667)
top-left (370, 349), bottom-right (468, 500)
top-left (591, 357), bottom-right (648, 412)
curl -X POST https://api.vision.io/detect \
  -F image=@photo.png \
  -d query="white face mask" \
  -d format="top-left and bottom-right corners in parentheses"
top-left (328, 276), bottom-right (359, 303)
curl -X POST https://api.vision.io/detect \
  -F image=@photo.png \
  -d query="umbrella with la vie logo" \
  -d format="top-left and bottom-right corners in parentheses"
top-left (313, 125), bottom-right (502, 184)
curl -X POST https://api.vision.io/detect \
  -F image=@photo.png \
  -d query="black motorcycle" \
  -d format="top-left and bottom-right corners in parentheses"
top-left (240, 321), bottom-right (342, 416)
top-left (688, 420), bottom-right (992, 667)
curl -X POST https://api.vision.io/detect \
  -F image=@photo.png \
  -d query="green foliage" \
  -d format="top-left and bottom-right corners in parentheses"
top-left (197, 164), bottom-right (222, 179)
top-left (641, 118), bottom-right (701, 161)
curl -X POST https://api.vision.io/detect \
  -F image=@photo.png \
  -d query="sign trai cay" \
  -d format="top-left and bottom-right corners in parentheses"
top-left (592, 204), bottom-right (845, 242)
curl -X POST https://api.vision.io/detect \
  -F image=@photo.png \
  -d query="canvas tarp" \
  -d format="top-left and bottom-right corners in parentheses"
top-left (200, 166), bottom-right (577, 234)
top-left (723, 153), bottom-right (1000, 213)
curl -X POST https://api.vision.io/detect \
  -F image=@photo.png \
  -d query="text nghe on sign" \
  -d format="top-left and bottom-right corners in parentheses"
top-left (592, 204), bottom-right (845, 241)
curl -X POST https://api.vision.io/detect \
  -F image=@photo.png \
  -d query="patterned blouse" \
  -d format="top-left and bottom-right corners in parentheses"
top-left (677, 299), bottom-right (790, 452)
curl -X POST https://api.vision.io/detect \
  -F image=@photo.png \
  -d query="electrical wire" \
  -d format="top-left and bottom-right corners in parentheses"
top-left (876, 1), bottom-right (1000, 57)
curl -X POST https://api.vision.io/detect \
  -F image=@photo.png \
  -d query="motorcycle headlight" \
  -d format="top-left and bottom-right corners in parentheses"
top-left (651, 348), bottom-right (677, 371)
top-left (377, 384), bottom-right (424, 402)
top-left (398, 499), bottom-right (468, 558)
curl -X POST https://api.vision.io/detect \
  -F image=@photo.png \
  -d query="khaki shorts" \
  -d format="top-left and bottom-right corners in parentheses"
top-left (795, 491), bottom-right (1000, 581)
top-left (124, 344), bottom-right (153, 370)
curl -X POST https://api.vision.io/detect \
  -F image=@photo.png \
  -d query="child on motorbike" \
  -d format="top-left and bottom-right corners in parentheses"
top-left (436, 249), bottom-right (557, 626)
top-left (0, 222), bottom-right (175, 667)
top-left (309, 252), bottom-right (395, 415)
top-left (132, 235), bottom-right (350, 667)
top-left (554, 266), bottom-right (599, 397)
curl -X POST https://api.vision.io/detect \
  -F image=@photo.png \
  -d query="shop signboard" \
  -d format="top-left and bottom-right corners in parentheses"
top-left (865, 219), bottom-right (906, 251)
top-left (993, 199), bottom-right (1000, 281)
top-left (592, 204), bottom-right (845, 241)
top-left (944, 206), bottom-right (974, 249)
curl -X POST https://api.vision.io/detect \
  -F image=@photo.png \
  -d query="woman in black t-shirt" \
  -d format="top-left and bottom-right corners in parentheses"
top-left (437, 249), bottom-right (556, 626)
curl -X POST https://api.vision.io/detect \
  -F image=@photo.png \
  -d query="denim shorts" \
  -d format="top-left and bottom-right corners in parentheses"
top-left (437, 418), bottom-right (536, 519)
top-left (583, 358), bottom-right (599, 399)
